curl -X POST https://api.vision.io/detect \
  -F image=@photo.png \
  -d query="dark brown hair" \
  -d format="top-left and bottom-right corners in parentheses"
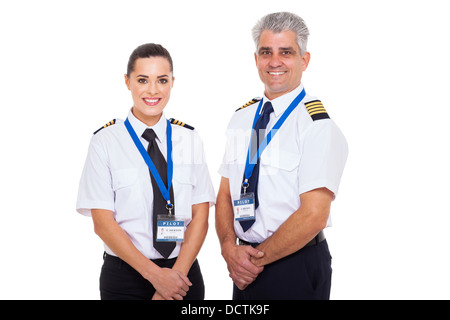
top-left (126, 43), bottom-right (173, 76)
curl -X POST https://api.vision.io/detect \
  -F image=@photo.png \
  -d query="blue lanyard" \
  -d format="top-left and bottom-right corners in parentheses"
top-left (243, 89), bottom-right (306, 188)
top-left (124, 118), bottom-right (174, 209)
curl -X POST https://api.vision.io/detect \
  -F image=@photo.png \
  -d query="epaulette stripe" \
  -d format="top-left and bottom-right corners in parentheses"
top-left (169, 118), bottom-right (194, 130)
top-left (307, 106), bottom-right (326, 112)
top-left (309, 110), bottom-right (327, 116)
top-left (235, 97), bottom-right (261, 112)
top-left (306, 103), bottom-right (324, 109)
top-left (306, 102), bottom-right (324, 108)
top-left (93, 119), bottom-right (116, 134)
top-left (307, 107), bottom-right (327, 113)
top-left (305, 100), bottom-right (330, 121)
top-left (308, 108), bottom-right (326, 114)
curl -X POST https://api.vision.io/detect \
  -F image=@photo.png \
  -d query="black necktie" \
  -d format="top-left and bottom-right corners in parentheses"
top-left (240, 101), bottom-right (274, 232)
top-left (142, 128), bottom-right (176, 258)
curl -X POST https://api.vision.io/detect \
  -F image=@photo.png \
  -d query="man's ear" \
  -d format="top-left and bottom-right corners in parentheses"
top-left (301, 52), bottom-right (311, 71)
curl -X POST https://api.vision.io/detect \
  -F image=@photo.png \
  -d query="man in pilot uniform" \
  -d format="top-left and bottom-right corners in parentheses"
top-left (215, 12), bottom-right (348, 300)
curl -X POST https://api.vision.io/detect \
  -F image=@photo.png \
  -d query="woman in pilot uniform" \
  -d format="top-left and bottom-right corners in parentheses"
top-left (77, 43), bottom-right (215, 300)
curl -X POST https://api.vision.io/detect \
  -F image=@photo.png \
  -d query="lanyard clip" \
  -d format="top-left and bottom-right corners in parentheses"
top-left (166, 201), bottom-right (174, 216)
top-left (242, 179), bottom-right (249, 195)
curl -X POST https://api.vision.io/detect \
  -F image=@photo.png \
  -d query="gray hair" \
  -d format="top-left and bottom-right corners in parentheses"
top-left (252, 12), bottom-right (310, 55)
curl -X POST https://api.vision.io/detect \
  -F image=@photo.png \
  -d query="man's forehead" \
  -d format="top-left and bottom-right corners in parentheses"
top-left (257, 30), bottom-right (300, 52)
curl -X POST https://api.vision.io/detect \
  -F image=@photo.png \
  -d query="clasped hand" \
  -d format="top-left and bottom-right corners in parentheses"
top-left (222, 244), bottom-right (264, 290)
top-left (149, 267), bottom-right (192, 300)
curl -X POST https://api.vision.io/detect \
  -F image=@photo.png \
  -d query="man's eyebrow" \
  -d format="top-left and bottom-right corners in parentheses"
top-left (258, 46), bottom-right (297, 52)
top-left (279, 47), bottom-right (296, 51)
top-left (258, 46), bottom-right (272, 52)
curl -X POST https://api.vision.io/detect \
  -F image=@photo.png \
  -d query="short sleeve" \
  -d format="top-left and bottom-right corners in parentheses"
top-left (218, 136), bottom-right (233, 178)
top-left (298, 120), bottom-right (348, 197)
top-left (76, 136), bottom-right (115, 216)
top-left (191, 133), bottom-right (216, 207)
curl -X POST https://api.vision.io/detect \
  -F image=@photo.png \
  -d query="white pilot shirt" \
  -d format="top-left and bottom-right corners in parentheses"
top-left (219, 84), bottom-right (348, 243)
top-left (77, 110), bottom-right (216, 259)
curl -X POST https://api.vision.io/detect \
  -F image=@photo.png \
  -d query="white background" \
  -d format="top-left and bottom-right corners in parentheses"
top-left (1, 0), bottom-right (449, 300)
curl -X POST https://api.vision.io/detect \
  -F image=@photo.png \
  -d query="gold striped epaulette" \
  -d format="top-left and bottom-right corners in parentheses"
top-left (235, 97), bottom-right (262, 112)
top-left (169, 118), bottom-right (194, 130)
top-left (93, 119), bottom-right (116, 134)
top-left (305, 100), bottom-right (330, 121)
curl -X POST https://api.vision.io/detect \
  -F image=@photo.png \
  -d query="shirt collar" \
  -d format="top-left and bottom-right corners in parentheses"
top-left (127, 109), bottom-right (167, 144)
top-left (262, 83), bottom-right (304, 117)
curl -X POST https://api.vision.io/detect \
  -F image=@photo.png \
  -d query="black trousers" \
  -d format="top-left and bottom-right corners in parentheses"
top-left (100, 253), bottom-right (205, 300)
top-left (233, 240), bottom-right (332, 300)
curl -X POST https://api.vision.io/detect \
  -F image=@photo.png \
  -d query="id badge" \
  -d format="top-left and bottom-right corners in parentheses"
top-left (233, 192), bottom-right (256, 221)
top-left (156, 215), bottom-right (185, 242)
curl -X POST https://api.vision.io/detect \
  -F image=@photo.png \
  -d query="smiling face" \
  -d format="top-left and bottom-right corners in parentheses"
top-left (125, 56), bottom-right (174, 126)
top-left (255, 30), bottom-right (310, 100)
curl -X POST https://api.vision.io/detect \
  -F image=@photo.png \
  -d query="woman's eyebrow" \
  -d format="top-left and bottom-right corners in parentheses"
top-left (136, 74), bottom-right (169, 79)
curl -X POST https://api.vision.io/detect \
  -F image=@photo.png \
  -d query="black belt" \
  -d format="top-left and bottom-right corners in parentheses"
top-left (238, 230), bottom-right (325, 248)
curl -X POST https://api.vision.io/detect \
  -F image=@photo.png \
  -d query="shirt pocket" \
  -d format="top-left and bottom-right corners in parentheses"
top-left (173, 166), bottom-right (195, 218)
top-left (111, 168), bottom-right (139, 191)
top-left (260, 148), bottom-right (301, 173)
top-left (259, 148), bottom-right (301, 206)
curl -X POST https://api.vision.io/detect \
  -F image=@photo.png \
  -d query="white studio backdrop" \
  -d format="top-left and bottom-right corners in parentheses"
top-left (0, 0), bottom-right (449, 300)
